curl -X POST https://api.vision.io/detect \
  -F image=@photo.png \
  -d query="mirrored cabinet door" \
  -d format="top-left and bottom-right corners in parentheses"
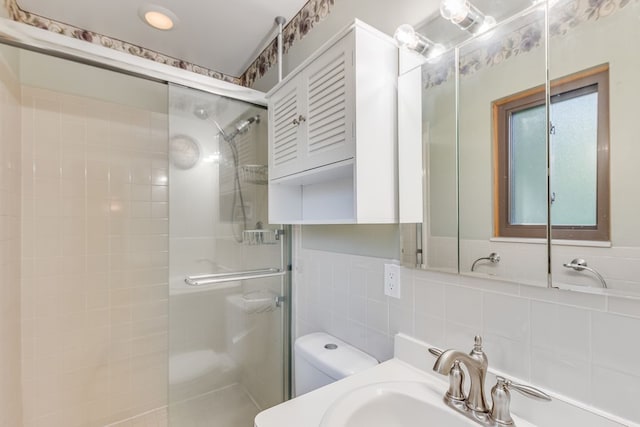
top-left (548, 0), bottom-right (640, 295)
top-left (399, 48), bottom-right (458, 273)
top-left (457, 7), bottom-right (548, 286)
top-left (399, 0), bottom-right (640, 298)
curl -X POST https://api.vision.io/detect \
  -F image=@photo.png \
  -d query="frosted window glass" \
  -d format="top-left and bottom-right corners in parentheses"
top-left (550, 92), bottom-right (598, 226)
top-left (510, 105), bottom-right (547, 225)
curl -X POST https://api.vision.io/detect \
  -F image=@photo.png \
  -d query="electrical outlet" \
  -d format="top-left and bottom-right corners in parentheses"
top-left (384, 263), bottom-right (401, 299)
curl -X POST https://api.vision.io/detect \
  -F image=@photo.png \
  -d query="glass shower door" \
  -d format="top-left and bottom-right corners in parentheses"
top-left (167, 84), bottom-right (289, 426)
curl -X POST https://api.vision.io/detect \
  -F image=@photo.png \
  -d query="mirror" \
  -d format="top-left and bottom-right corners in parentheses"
top-left (399, 48), bottom-right (458, 273)
top-left (399, 0), bottom-right (640, 296)
top-left (458, 7), bottom-right (548, 286)
top-left (549, 0), bottom-right (640, 295)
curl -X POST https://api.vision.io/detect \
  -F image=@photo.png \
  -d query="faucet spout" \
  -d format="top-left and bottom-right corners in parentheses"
top-left (433, 349), bottom-right (489, 414)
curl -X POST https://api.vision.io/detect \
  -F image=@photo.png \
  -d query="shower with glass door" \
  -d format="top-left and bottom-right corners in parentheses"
top-left (167, 84), bottom-right (289, 426)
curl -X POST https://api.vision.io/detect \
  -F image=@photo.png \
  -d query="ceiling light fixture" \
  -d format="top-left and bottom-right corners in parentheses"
top-left (440, 0), bottom-right (496, 34)
top-left (138, 5), bottom-right (178, 31)
top-left (394, 24), bottom-right (446, 61)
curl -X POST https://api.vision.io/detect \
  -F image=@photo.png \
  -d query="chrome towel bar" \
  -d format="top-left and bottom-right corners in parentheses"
top-left (185, 267), bottom-right (284, 286)
top-left (562, 258), bottom-right (607, 288)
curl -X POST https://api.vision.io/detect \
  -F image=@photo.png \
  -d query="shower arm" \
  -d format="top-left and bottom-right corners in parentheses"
top-left (562, 258), bottom-right (608, 288)
top-left (471, 252), bottom-right (500, 272)
top-left (275, 16), bottom-right (286, 82)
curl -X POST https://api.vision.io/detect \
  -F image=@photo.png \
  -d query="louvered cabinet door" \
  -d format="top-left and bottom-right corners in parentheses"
top-left (300, 35), bottom-right (355, 172)
top-left (268, 78), bottom-right (303, 180)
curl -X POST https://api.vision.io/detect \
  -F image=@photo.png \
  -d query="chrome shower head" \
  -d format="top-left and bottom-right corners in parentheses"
top-left (223, 114), bottom-right (261, 142)
top-left (234, 115), bottom-right (261, 135)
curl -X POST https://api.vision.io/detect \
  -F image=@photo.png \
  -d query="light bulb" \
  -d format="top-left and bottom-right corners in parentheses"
top-left (394, 24), bottom-right (418, 50)
top-left (138, 4), bottom-right (179, 31)
top-left (144, 11), bottom-right (174, 30)
top-left (440, 0), bottom-right (495, 34)
top-left (394, 25), bottom-right (445, 59)
top-left (440, 0), bottom-right (470, 23)
top-left (477, 15), bottom-right (496, 33)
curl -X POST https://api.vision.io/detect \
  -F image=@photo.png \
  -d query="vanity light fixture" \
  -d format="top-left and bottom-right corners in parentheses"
top-left (393, 24), bottom-right (446, 61)
top-left (139, 4), bottom-right (179, 31)
top-left (440, 0), bottom-right (496, 34)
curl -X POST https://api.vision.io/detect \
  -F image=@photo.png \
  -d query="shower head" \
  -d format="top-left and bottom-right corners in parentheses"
top-left (234, 115), bottom-right (260, 135)
top-left (194, 109), bottom-right (261, 143)
top-left (224, 114), bottom-right (261, 142)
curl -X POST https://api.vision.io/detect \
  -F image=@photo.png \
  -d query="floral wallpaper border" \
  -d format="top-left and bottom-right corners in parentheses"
top-left (423, 0), bottom-right (637, 89)
top-left (240, 0), bottom-right (335, 87)
top-left (3, 0), bottom-right (336, 88)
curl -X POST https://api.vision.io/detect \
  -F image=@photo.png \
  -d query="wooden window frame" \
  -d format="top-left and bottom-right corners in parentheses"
top-left (493, 64), bottom-right (610, 241)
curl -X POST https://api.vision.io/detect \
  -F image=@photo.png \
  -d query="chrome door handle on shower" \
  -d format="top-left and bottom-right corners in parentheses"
top-left (185, 267), bottom-right (285, 286)
top-left (292, 115), bottom-right (306, 125)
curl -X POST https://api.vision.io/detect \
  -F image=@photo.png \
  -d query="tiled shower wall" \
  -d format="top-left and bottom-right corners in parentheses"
top-left (294, 244), bottom-right (640, 424)
top-left (20, 86), bottom-right (169, 427)
top-left (0, 48), bottom-right (22, 427)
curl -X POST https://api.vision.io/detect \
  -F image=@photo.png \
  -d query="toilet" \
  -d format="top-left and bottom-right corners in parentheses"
top-left (294, 332), bottom-right (379, 396)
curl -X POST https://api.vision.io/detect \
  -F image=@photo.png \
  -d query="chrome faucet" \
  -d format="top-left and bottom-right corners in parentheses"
top-left (433, 336), bottom-right (490, 415)
top-left (431, 336), bottom-right (551, 426)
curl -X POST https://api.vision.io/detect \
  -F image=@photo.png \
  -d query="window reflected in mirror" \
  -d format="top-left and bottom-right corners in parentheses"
top-left (494, 65), bottom-right (609, 241)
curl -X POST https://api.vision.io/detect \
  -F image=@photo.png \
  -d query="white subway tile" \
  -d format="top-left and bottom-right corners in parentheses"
top-left (530, 347), bottom-right (591, 403)
top-left (389, 304), bottom-right (414, 337)
top-left (483, 333), bottom-right (530, 381)
top-left (366, 299), bottom-right (389, 334)
top-left (414, 313), bottom-right (445, 348)
top-left (414, 277), bottom-right (445, 318)
top-left (444, 285), bottom-right (483, 327)
top-left (483, 293), bottom-right (530, 341)
top-left (531, 301), bottom-right (590, 360)
top-left (591, 366), bottom-right (640, 424)
top-left (348, 295), bottom-right (367, 324)
top-left (592, 311), bottom-right (640, 377)
top-left (607, 296), bottom-right (640, 319)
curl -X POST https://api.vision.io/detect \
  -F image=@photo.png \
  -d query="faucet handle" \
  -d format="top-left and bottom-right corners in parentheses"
top-left (446, 360), bottom-right (466, 402)
top-left (428, 347), bottom-right (443, 358)
top-left (428, 347), bottom-right (465, 403)
top-left (503, 377), bottom-right (551, 402)
top-left (490, 377), bottom-right (551, 425)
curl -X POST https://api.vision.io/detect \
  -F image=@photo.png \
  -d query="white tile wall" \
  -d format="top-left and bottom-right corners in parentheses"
top-left (294, 240), bottom-right (640, 424)
top-left (0, 49), bottom-right (23, 427)
top-left (21, 86), bottom-right (169, 427)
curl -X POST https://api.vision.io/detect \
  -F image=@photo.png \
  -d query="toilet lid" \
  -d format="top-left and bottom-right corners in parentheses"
top-left (295, 332), bottom-right (379, 380)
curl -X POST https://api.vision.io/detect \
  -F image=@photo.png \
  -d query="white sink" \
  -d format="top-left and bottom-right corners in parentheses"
top-left (256, 334), bottom-right (625, 427)
top-left (320, 381), bottom-right (477, 427)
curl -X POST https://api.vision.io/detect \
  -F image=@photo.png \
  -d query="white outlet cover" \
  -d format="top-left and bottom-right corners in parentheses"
top-left (384, 263), bottom-right (401, 299)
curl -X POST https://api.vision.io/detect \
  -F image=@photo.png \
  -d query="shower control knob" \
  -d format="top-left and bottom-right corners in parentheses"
top-left (292, 115), bottom-right (306, 126)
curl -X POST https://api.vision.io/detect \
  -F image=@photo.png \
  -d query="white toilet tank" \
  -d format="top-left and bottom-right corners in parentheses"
top-left (294, 332), bottom-right (378, 396)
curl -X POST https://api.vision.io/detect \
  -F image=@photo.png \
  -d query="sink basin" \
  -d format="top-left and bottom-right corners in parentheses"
top-left (319, 381), bottom-right (478, 427)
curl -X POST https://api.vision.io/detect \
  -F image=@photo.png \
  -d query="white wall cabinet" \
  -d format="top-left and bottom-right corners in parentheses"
top-left (267, 20), bottom-right (398, 224)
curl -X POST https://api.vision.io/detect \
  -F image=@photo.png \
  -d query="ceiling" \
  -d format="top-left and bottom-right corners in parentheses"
top-left (16, 0), bottom-right (309, 77)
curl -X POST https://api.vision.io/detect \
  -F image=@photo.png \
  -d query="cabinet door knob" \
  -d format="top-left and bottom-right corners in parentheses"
top-left (292, 115), bottom-right (306, 126)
